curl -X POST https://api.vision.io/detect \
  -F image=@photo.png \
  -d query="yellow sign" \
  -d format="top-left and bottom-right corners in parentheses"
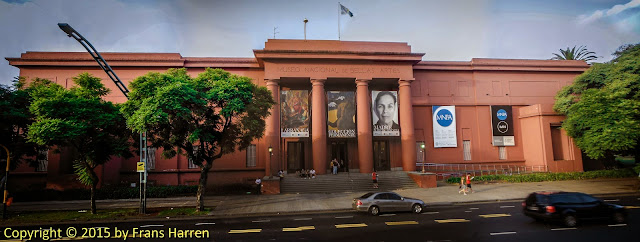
top-left (137, 162), bottom-right (145, 172)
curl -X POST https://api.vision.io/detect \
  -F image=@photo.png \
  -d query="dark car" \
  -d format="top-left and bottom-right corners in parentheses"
top-left (522, 191), bottom-right (627, 227)
top-left (352, 192), bottom-right (426, 216)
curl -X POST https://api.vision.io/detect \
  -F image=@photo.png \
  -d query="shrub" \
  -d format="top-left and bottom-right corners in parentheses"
top-left (445, 168), bottom-right (636, 184)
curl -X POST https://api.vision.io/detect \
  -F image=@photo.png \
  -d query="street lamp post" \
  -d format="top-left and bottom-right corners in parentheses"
top-left (420, 142), bottom-right (426, 173)
top-left (268, 146), bottom-right (273, 176)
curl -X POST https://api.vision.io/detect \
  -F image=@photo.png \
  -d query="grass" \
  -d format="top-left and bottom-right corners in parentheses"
top-left (0, 207), bottom-right (212, 226)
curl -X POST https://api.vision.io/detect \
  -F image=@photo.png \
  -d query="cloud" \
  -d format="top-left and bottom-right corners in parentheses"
top-left (579, 0), bottom-right (640, 24)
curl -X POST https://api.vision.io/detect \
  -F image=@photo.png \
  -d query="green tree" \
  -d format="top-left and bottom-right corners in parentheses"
top-left (554, 44), bottom-right (640, 163)
top-left (0, 77), bottom-right (46, 171)
top-left (121, 68), bottom-right (274, 211)
top-left (551, 45), bottom-right (599, 62)
top-left (28, 73), bottom-right (133, 214)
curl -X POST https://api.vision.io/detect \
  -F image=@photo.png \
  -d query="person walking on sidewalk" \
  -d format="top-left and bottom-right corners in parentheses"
top-left (458, 176), bottom-right (467, 195)
top-left (372, 171), bottom-right (379, 189)
top-left (465, 173), bottom-right (474, 193)
top-left (255, 177), bottom-right (262, 195)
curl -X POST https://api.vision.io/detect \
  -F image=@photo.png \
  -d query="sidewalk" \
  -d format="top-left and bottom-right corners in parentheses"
top-left (9, 178), bottom-right (639, 217)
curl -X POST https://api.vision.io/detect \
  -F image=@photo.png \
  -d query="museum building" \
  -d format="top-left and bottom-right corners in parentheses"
top-left (6, 39), bottom-right (589, 189)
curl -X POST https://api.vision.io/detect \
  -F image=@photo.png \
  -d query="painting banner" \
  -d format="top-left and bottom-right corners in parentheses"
top-left (327, 91), bottom-right (356, 138)
top-left (281, 90), bottom-right (310, 137)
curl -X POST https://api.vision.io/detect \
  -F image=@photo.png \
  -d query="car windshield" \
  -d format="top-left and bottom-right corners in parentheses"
top-left (359, 192), bottom-right (375, 199)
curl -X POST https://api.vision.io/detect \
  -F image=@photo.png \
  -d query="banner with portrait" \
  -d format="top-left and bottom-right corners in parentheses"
top-left (281, 90), bottom-right (309, 137)
top-left (371, 91), bottom-right (400, 136)
top-left (432, 106), bottom-right (457, 148)
top-left (327, 91), bottom-right (356, 138)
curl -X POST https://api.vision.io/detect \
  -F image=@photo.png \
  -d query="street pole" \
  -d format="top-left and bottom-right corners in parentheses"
top-left (1, 144), bottom-right (10, 220)
top-left (420, 143), bottom-right (426, 173)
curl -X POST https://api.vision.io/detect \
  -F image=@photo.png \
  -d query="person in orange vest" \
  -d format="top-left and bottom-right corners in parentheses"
top-left (465, 173), bottom-right (475, 193)
top-left (372, 171), bottom-right (378, 189)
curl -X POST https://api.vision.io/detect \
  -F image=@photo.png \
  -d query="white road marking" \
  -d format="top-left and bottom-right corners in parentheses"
top-left (195, 222), bottom-right (216, 226)
top-left (335, 216), bottom-right (353, 219)
top-left (423, 212), bottom-right (439, 215)
top-left (551, 228), bottom-right (577, 231)
top-left (499, 205), bottom-right (515, 208)
top-left (295, 218), bottom-right (313, 221)
top-left (252, 219), bottom-right (271, 223)
top-left (465, 211), bottom-right (472, 213)
top-left (604, 199), bottom-right (619, 202)
top-left (380, 214), bottom-right (396, 217)
top-left (470, 208), bottom-right (479, 210)
top-left (490, 232), bottom-right (516, 236)
top-left (140, 224), bottom-right (164, 228)
top-left (608, 224), bottom-right (627, 227)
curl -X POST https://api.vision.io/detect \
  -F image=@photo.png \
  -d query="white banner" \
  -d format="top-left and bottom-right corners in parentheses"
top-left (432, 106), bottom-right (457, 148)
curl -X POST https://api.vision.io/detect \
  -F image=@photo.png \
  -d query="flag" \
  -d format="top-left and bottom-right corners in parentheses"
top-left (340, 4), bottom-right (354, 17)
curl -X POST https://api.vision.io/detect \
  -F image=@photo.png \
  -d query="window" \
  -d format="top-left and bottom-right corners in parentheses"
top-left (374, 194), bottom-right (388, 200)
top-left (246, 144), bottom-right (257, 167)
top-left (146, 147), bottom-right (156, 170)
top-left (36, 149), bottom-right (48, 172)
top-left (551, 125), bottom-right (564, 160)
top-left (463, 140), bottom-right (471, 161)
top-left (415, 142), bottom-right (425, 164)
top-left (188, 147), bottom-right (199, 169)
top-left (388, 193), bottom-right (402, 200)
top-left (499, 146), bottom-right (507, 160)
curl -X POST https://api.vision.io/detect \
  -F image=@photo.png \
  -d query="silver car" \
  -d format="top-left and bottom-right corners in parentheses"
top-left (352, 192), bottom-right (426, 216)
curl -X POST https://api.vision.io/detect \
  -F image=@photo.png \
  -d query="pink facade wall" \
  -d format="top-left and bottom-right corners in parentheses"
top-left (6, 40), bottom-right (590, 189)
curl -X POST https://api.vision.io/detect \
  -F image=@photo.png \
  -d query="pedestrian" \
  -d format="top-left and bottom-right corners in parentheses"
top-left (310, 169), bottom-right (316, 178)
top-left (458, 176), bottom-right (467, 195)
top-left (372, 171), bottom-right (378, 188)
top-left (465, 173), bottom-right (474, 193)
top-left (255, 177), bottom-right (262, 195)
top-left (331, 158), bottom-right (338, 175)
top-left (277, 170), bottom-right (284, 180)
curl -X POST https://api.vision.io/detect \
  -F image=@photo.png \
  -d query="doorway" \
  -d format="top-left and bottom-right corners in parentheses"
top-left (287, 141), bottom-right (305, 173)
top-left (373, 140), bottom-right (390, 171)
top-left (330, 141), bottom-right (348, 172)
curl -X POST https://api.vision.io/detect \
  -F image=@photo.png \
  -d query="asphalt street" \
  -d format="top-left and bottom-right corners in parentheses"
top-left (2, 194), bottom-right (639, 242)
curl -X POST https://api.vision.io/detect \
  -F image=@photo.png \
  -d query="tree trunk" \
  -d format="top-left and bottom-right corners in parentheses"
top-left (196, 166), bottom-right (210, 212)
top-left (91, 183), bottom-right (97, 214)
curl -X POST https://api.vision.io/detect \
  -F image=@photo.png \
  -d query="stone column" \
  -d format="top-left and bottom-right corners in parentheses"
top-left (356, 79), bottom-right (374, 174)
top-left (264, 79), bottom-right (280, 176)
top-left (398, 79), bottom-right (417, 171)
top-left (311, 79), bottom-right (328, 175)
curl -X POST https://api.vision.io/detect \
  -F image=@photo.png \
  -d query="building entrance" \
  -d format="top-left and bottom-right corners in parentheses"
top-left (287, 141), bottom-right (305, 173)
top-left (373, 140), bottom-right (390, 171)
top-left (330, 141), bottom-right (348, 172)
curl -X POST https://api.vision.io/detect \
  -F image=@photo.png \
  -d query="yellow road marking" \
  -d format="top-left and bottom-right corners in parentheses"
top-left (229, 229), bottom-right (262, 234)
top-left (625, 206), bottom-right (640, 209)
top-left (283, 226), bottom-right (315, 232)
top-left (435, 219), bottom-right (470, 223)
top-left (52, 237), bottom-right (85, 241)
top-left (479, 214), bottom-right (511, 218)
top-left (335, 223), bottom-right (368, 228)
top-left (386, 221), bottom-right (419, 226)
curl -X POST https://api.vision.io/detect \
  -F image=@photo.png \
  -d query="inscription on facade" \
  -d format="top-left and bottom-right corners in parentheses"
top-left (277, 66), bottom-right (400, 74)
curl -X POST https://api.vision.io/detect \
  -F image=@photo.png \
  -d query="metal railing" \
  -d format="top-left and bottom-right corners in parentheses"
top-left (416, 163), bottom-right (548, 180)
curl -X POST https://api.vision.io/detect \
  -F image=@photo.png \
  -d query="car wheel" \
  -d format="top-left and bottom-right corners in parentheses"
top-left (612, 211), bottom-right (626, 224)
top-left (369, 206), bottom-right (380, 216)
top-left (563, 214), bottom-right (577, 227)
top-left (412, 204), bottom-right (423, 214)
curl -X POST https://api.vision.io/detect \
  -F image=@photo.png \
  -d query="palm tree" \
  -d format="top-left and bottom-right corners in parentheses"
top-left (551, 45), bottom-right (598, 61)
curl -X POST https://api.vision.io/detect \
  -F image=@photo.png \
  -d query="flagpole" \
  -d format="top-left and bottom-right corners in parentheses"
top-left (338, 2), bottom-right (341, 40)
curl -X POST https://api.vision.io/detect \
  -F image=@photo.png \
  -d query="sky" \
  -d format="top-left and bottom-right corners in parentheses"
top-left (1, 0), bottom-right (639, 86)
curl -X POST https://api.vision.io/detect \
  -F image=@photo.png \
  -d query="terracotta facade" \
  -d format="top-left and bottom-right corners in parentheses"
top-left (6, 39), bottom-right (589, 189)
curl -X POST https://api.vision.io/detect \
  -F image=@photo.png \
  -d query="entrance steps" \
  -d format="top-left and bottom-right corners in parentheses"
top-left (280, 171), bottom-right (418, 194)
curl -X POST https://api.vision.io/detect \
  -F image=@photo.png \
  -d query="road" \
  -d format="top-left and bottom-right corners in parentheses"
top-left (1, 195), bottom-right (639, 241)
